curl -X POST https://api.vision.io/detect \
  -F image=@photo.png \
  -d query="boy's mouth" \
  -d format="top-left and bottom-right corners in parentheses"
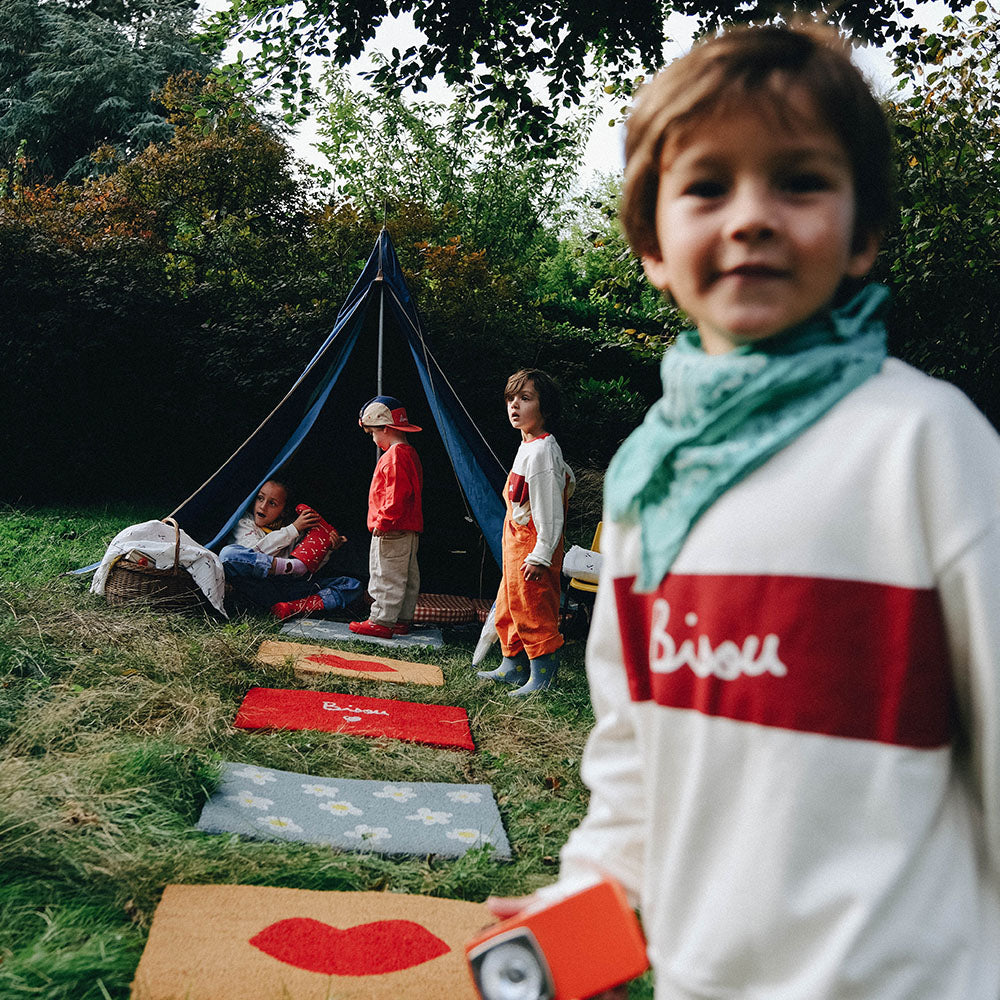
top-left (722, 263), bottom-right (788, 279)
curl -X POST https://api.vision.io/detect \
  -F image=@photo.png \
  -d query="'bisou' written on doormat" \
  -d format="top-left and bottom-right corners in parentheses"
top-left (196, 761), bottom-right (511, 858)
top-left (234, 687), bottom-right (475, 751)
top-left (130, 883), bottom-right (494, 1000)
top-left (257, 639), bottom-right (444, 686)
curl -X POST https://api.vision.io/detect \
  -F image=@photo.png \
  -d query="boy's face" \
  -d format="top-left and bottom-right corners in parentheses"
top-left (254, 481), bottom-right (288, 528)
top-left (642, 89), bottom-right (880, 355)
top-left (506, 381), bottom-right (545, 440)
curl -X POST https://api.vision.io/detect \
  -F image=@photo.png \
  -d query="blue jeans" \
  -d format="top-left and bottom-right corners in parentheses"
top-left (219, 545), bottom-right (361, 611)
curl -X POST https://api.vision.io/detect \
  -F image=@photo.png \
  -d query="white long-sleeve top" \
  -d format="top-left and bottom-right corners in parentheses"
top-left (556, 359), bottom-right (1000, 1000)
top-left (508, 433), bottom-right (575, 567)
top-left (231, 515), bottom-right (301, 558)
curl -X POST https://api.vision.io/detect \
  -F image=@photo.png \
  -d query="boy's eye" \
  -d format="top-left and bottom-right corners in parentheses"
top-left (683, 179), bottom-right (727, 198)
top-left (782, 172), bottom-right (831, 193)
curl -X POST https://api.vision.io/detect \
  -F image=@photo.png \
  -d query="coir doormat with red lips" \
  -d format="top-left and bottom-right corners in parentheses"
top-left (234, 687), bottom-right (475, 751)
top-left (196, 761), bottom-right (510, 858)
top-left (130, 883), bottom-right (495, 1000)
top-left (256, 639), bottom-right (444, 686)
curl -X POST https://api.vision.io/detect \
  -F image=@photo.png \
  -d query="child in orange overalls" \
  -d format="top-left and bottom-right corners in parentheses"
top-left (478, 369), bottom-right (575, 696)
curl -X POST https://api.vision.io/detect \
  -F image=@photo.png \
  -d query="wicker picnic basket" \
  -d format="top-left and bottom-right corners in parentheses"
top-left (104, 517), bottom-right (203, 612)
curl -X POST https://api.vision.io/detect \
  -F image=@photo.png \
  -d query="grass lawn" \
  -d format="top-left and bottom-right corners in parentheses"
top-left (0, 505), bottom-right (653, 999)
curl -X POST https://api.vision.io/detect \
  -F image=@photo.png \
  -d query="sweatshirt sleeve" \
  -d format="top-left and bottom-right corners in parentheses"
top-left (917, 385), bottom-right (1000, 889)
top-left (548, 518), bottom-right (648, 905)
top-left (941, 517), bottom-right (1000, 886)
top-left (524, 438), bottom-right (571, 567)
top-left (525, 467), bottom-right (565, 566)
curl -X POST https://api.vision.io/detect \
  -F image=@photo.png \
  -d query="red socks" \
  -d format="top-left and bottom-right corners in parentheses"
top-left (290, 505), bottom-right (341, 573)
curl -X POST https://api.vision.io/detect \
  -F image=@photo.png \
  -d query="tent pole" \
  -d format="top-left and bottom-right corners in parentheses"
top-left (377, 279), bottom-right (385, 396)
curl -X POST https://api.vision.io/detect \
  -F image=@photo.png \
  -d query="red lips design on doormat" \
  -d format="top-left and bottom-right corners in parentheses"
top-left (249, 917), bottom-right (450, 975)
top-left (305, 653), bottom-right (397, 673)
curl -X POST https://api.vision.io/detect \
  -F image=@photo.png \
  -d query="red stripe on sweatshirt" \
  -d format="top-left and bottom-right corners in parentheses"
top-left (613, 574), bottom-right (953, 748)
top-left (508, 473), bottom-right (528, 505)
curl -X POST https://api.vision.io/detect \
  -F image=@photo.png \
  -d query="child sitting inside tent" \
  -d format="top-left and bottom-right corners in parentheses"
top-left (219, 479), bottom-right (361, 620)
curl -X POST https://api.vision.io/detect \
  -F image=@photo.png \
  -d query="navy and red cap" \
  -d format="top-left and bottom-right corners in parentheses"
top-left (358, 396), bottom-right (422, 433)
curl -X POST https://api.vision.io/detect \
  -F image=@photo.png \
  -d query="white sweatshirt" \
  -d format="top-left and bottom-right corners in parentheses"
top-left (507, 433), bottom-right (575, 567)
top-left (557, 359), bottom-right (1000, 999)
top-left (231, 515), bottom-right (300, 558)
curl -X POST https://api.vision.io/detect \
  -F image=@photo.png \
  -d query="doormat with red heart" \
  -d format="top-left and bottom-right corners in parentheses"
top-left (130, 883), bottom-right (495, 1000)
top-left (196, 761), bottom-right (510, 858)
top-left (234, 687), bottom-right (475, 751)
top-left (257, 639), bottom-right (444, 686)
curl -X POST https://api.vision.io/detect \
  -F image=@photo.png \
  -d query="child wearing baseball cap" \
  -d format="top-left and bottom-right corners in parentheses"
top-left (349, 396), bottom-right (424, 639)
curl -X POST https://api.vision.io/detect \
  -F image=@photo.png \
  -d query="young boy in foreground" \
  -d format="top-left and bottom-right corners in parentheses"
top-left (350, 396), bottom-right (423, 639)
top-left (491, 23), bottom-right (1000, 1000)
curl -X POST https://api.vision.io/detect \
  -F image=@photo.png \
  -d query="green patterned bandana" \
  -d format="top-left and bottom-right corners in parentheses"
top-left (606, 284), bottom-right (890, 592)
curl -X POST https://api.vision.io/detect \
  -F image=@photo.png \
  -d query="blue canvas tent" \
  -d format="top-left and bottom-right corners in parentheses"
top-left (167, 229), bottom-right (507, 573)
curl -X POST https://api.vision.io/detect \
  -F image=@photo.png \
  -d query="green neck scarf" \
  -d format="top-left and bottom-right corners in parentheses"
top-left (606, 283), bottom-right (890, 592)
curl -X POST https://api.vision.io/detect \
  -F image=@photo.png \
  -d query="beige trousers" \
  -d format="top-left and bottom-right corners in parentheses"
top-left (368, 530), bottom-right (420, 626)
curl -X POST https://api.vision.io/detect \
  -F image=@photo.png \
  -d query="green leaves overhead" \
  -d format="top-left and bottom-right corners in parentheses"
top-left (199, 0), bottom-right (969, 147)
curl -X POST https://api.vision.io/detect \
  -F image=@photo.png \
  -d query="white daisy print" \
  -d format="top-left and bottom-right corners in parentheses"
top-left (372, 785), bottom-right (417, 802)
top-left (445, 789), bottom-right (482, 804)
top-left (231, 766), bottom-right (277, 786)
top-left (343, 824), bottom-right (391, 843)
top-left (446, 828), bottom-right (493, 845)
top-left (257, 816), bottom-right (303, 833)
top-left (301, 783), bottom-right (339, 797)
top-left (406, 807), bottom-right (453, 826)
top-left (318, 800), bottom-right (363, 817)
top-left (225, 790), bottom-right (273, 810)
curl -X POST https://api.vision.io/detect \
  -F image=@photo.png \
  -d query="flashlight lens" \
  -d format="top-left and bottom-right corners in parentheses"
top-left (478, 940), bottom-right (547, 1000)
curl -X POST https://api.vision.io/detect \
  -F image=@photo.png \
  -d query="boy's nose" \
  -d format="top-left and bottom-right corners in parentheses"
top-left (725, 183), bottom-right (777, 242)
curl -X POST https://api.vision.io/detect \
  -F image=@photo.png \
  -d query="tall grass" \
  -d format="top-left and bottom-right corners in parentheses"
top-left (0, 506), bottom-right (652, 999)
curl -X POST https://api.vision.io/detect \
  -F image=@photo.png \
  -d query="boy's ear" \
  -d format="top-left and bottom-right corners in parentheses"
top-left (846, 229), bottom-right (881, 279)
top-left (641, 253), bottom-right (671, 292)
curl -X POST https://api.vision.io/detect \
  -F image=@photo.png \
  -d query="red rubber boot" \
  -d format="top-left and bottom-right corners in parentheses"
top-left (271, 593), bottom-right (325, 621)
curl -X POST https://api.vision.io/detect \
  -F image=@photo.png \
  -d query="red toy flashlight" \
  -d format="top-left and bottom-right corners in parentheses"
top-left (465, 877), bottom-right (649, 1000)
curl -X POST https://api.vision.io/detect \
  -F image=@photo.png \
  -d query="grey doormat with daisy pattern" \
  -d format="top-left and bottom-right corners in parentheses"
top-left (196, 761), bottom-right (511, 859)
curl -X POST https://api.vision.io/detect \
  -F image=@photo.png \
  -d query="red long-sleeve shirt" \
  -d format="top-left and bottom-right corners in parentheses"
top-left (367, 441), bottom-right (423, 533)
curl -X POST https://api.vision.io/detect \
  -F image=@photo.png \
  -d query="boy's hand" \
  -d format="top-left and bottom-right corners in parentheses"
top-left (521, 560), bottom-right (545, 582)
top-left (292, 508), bottom-right (322, 533)
top-left (330, 531), bottom-right (346, 549)
top-left (485, 893), bottom-right (536, 920)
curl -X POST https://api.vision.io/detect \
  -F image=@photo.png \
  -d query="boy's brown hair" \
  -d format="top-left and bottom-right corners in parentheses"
top-left (621, 22), bottom-right (894, 259)
top-left (505, 368), bottom-right (562, 427)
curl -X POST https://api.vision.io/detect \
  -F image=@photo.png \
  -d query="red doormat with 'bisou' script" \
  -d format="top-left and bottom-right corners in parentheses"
top-left (234, 687), bottom-right (475, 751)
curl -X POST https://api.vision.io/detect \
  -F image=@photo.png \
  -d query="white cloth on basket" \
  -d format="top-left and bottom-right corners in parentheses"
top-left (90, 519), bottom-right (227, 616)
